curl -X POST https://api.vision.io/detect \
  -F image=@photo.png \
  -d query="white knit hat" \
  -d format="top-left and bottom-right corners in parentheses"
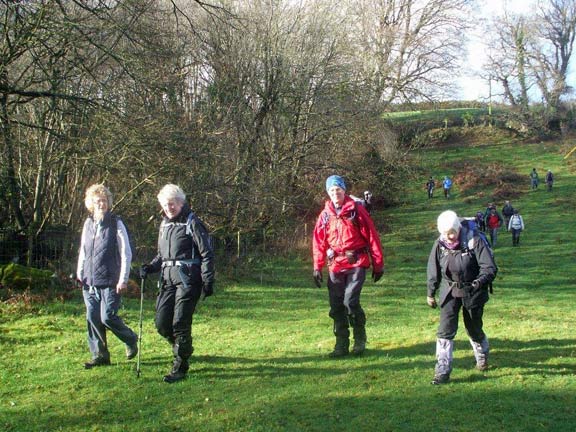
top-left (437, 210), bottom-right (461, 234)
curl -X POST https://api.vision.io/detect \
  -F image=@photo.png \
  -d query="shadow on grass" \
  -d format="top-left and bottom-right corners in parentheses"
top-left (133, 337), bottom-right (576, 382)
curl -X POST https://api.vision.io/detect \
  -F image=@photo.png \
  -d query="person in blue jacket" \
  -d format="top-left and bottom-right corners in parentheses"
top-left (442, 176), bottom-right (453, 198)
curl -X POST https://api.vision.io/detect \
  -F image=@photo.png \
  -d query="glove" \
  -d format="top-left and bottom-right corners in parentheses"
top-left (372, 270), bottom-right (384, 283)
top-left (202, 281), bottom-right (214, 298)
top-left (427, 296), bottom-right (438, 308)
top-left (472, 280), bottom-right (481, 289)
top-left (139, 264), bottom-right (153, 280)
top-left (313, 270), bottom-right (323, 288)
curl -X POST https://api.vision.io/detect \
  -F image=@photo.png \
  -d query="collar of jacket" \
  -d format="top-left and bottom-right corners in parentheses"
top-left (324, 195), bottom-right (356, 217)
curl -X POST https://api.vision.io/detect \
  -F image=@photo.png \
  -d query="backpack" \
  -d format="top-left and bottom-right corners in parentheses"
top-left (510, 215), bottom-right (522, 230)
top-left (461, 218), bottom-right (496, 293)
top-left (185, 211), bottom-right (215, 253)
top-left (320, 201), bottom-right (361, 231)
top-left (112, 215), bottom-right (137, 260)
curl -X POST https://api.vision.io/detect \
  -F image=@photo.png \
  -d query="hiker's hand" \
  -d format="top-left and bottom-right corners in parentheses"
top-left (372, 270), bottom-right (384, 283)
top-left (313, 270), bottom-right (323, 288)
top-left (427, 296), bottom-right (437, 308)
top-left (139, 264), bottom-right (153, 280)
top-left (202, 281), bottom-right (214, 298)
top-left (472, 280), bottom-right (481, 290)
top-left (116, 282), bottom-right (127, 294)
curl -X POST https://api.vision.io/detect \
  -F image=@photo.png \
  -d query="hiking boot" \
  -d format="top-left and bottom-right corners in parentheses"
top-left (476, 359), bottom-right (488, 371)
top-left (163, 370), bottom-right (187, 383)
top-left (350, 312), bottom-right (367, 356)
top-left (328, 337), bottom-right (350, 358)
top-left (352, 339), bottom-right (366, 355)
top-left (84, 357), bottom-right (111, 369)
top-left (126, 342), bottom-right (138, 360)
top-left (431, 373), bottom-right (450, 385)
top-left (163, 356), bottom-right (189, 383)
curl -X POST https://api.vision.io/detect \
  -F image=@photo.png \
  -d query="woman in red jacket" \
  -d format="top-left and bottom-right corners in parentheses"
top-left (312, 175), bottom-right (384, 357)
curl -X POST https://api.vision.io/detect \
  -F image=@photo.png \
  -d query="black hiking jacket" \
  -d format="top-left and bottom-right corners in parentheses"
top-left (427, 226), bottom-right (497, 309)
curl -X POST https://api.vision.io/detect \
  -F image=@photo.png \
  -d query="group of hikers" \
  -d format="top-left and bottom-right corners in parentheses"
top-left (77, 183), bottom-right (215, 383)
top-left (473, 200), bottom-right (525, 248)
top-left (312, 175), bottom-right (497, 385)
top-left (529, 168), bottom-right (554, 192)
top-left (77, 170), bottom-right (538, 386)
top-left (425, 176), bottom-right (453, 199)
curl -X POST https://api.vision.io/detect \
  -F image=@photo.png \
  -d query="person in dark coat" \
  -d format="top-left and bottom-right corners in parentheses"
top-left (426, 177), bottom-right (435, 199)
top-left (501, 200), bottom-right (514, 228)
top-left (426, 210), bottom-right (497, 385)
top-left (545, 170), bottom-right (554, 192)
top-left (530, 168), bottom-right (539, 190)
top-left (140, 184), bottom-right (215, 383)
top-left (77, 184), bottom-right (138, 369)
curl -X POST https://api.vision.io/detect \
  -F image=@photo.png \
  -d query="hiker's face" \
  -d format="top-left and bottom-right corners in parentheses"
top-left (160, 198), bottom-right (184, 219)
top-left (92, 195), bottom-right (108, 220)
top-left (444, 228), bottom-right (459, 242)
top-left (328, 186), bottom-right (345, 207)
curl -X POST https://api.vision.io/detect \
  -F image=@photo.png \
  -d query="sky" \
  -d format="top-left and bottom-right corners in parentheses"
top-left (458, 0), bottom-right (576, 101)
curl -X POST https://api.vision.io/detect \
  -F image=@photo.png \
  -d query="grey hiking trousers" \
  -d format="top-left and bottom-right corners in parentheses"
top-left (83, 286), bottom-right (137, 360)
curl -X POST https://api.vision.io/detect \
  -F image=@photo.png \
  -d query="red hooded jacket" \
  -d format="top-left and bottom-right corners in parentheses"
top-left (313, 196), bottom-right (384, 273)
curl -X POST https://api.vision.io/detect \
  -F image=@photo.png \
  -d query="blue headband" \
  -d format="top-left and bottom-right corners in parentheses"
top-left (325, 175), bottom-right (346, 193)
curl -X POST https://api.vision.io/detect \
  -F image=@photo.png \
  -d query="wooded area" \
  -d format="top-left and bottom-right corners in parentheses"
top-left (1, 0), bottom-right (575, 265)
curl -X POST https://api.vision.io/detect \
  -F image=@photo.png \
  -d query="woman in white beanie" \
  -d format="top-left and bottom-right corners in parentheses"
top-left (426, 210), bottom-right (497, 384)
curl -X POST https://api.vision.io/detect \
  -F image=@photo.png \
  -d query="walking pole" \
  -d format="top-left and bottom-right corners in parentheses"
top-left (136, 276), bottom-right (145, 378)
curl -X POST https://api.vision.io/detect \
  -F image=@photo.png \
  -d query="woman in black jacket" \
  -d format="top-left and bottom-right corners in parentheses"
top-left (426, 210), bottom-right (497, 385)
top-left (140, 184), bottom-right (215, 383)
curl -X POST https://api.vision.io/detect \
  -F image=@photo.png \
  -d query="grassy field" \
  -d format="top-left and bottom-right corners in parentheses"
top-left (1, 130), bottom-right (575, 431)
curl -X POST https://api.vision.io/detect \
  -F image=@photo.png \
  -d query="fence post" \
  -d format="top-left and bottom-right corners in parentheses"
top-left (237, 230), bottom-right (241, 259)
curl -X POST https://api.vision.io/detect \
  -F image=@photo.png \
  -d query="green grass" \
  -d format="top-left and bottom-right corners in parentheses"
top-left (1, 130), bottom-right (576, 431)
top-left (382, 107), bottom-right (503, 126)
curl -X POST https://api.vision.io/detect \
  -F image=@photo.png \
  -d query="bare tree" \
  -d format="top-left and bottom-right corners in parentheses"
top-left (344, 0), bottom-right (473, 105)
top-left (531, 0), bottom-right (576, 113)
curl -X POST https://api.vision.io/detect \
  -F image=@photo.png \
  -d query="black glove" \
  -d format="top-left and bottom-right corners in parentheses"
top-left (372, 270), bottom-right (384, 283)
top-left (472, 279), bottom-right (481, 289)
top-left (313, 270), bottom-right (323, 288)
top-left (202, 281), bottom-right (214, 298)
top-left (139, 264), bottom-right (153, 280)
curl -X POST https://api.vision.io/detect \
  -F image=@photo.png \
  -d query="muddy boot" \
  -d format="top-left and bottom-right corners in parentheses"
top-left (350, 311), bottom-right (367, 355)
top-left (431, 338), bottom-right (453, 385)
top-left (328, 314), bottom-right (350, 358)
top-left (470, 336), bottom-right (489, 371)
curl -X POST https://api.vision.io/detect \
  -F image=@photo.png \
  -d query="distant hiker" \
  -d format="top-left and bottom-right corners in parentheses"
top-left (140, 184), bottom-right (215, 383)
top-left (426, 177), bottom-right (435, 199)
top-left (77, 184), bottom-right (138, 370)
top-left (426, 210), bottom-right (497, 385)
top-left (442, 176), bottom-right (453, 198)
top-left (530, 168), bottom-right (539, 190)
top-left (485, 206), bottom-right (503, 247)
top-left (475, 210), bottom-right (486, 232)
top-left (312, 175), bottom-right (384, 357)
top-left (364, 190), bottom-right (373, 214)
top-left (501, 200), bottom-right (514, 228)
top-left (545, 170), bottom-right (554, 192)
top-left (508, 208), bottom-right (525, 246)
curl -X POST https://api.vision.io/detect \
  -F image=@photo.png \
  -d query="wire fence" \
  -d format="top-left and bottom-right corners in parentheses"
top-left (0, 223), bottom-right (312, 275)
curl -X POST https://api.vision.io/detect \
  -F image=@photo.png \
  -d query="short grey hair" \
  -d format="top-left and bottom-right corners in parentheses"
top-left (157, 184), bottom-right (186, 204)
